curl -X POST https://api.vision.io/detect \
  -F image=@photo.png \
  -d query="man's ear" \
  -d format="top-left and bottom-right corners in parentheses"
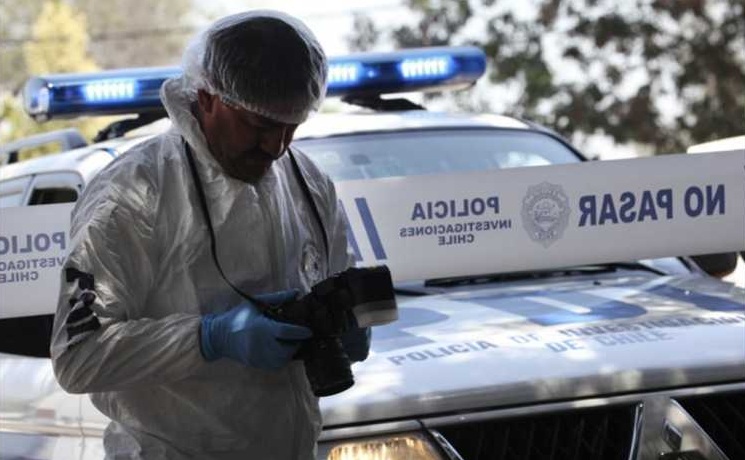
top-left (196, 89), bottom-right (217, 115)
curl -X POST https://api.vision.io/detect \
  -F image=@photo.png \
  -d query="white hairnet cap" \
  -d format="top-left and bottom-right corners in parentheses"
top-left (181, 10), bottom-right (328, 124)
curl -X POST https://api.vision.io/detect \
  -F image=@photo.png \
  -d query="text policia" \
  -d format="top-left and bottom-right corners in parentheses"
top-left (400, 195), bottom-right (507, 246)
top-left (0, 232), bottom-right (67, 284)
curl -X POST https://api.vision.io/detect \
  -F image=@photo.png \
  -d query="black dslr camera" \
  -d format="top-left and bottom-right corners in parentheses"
top-left (262, 265), bottom-right (397, 397)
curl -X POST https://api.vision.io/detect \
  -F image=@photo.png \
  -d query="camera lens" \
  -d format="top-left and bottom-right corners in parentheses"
top-left (302, 338), bottom-right (354, 397)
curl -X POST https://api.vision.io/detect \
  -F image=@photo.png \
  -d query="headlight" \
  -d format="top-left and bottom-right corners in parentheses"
top-left (322, 432), bottom-right (447, 460)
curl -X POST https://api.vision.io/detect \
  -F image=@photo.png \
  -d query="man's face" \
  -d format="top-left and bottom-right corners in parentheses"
top-left (196, 90), bottom-right (298, 184)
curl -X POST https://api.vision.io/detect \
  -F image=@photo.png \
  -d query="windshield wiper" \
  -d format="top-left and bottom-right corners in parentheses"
top-left (424, 262), bottom-right (665, 288)
top-left (598, 262), bottom-right (666, 275)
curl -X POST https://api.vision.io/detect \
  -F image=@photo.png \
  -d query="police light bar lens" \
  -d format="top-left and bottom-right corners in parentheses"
top-left (23, 67), bottom-right (180, 121)
top-left (328, 62), bottom-right (364, 86)
top-left (83, 80), bottom-right (137, 102)
top-left (398, 56), bottom-right (453, 80)
top-left (23, 47), bottom-right (486, 120)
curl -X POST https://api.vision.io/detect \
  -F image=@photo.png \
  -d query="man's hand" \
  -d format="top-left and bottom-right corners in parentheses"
top-left (200, 290), bottom-right (312, 370)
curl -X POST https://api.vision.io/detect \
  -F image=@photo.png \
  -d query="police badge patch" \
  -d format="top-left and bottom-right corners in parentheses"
top-left (301, 242), bottom-right (324, 287)
top-left (521, 182), bottom-right (571, 247)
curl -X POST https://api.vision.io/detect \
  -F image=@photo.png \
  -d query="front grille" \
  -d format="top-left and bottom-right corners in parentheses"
top-left (676, 390), bottom-right (745, 460)
top-left (435, 404), bottom-right (637, 460)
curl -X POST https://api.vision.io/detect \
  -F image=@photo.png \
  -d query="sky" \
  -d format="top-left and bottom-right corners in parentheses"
top-left (201, 0), bottom-right (408, 55)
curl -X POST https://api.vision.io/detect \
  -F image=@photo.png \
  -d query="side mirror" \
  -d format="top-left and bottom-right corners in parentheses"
top-left (689, 252), bottom-right (739, 278)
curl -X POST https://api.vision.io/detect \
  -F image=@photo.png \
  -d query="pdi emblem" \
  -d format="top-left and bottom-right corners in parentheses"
top-left (521, 182), bottom-right (571, 247)
top-left (301, 242), bottom-right (323, 286)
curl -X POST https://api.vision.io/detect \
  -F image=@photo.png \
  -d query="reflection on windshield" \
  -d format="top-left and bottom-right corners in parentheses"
top-left (296, 129), bottom-right (580, 181)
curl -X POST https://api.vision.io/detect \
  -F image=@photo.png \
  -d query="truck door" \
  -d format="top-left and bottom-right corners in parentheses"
top-left (0, 171), bottom-right (94, 459)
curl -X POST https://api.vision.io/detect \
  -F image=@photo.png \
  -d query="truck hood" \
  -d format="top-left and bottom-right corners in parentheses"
top-left (321, 273), bottom-right (745, 427)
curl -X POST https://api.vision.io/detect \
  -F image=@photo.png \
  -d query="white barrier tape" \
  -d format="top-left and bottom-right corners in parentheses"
top-left (336, 150), bottom-right (745, 282)
top-left (1, 150), bottom-right (743, 317)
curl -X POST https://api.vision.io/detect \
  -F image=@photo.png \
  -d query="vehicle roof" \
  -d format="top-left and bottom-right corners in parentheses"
top-left (295, 110), bottom-right (530, 139)
top-left (0, 110), bottom-right (531, 181)
top-left (0, 136), bottom-right (149, 182)
top-left (687, 135), bottom-right (745, 154)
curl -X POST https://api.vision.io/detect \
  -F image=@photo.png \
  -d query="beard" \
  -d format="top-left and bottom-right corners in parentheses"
top-left (213, 144), bottom-right (281, 184)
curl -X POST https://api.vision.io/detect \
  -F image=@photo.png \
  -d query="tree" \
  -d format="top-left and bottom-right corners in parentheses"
top-left (1, 0), bottom-right (106, 157)
top-left (68, 0), bottom-right (194, 69)
top-left (1, 0), bottom-right (198, 158)
top-left (347, 13), bottom-right (381, 52)
top-left (348, 0), bottom-right (745, 155)
top-left (0, 0), bottom-right (46, 92)
top-left (0, 0), bottom-right (195, 93)
top-left (24, 0), bottom-right (97, 74)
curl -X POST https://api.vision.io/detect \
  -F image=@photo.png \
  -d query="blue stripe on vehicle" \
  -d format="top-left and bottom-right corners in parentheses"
top-left (339, 201), bottom-right (363, 262)
top-left (372, 307), bottom-right (443, 352)
top-left (464, 291), bottom-right (647, 326)
top-left (647, 285), bottom-right (745, 312)
top-left (355, 197), bottom-right (387, 261)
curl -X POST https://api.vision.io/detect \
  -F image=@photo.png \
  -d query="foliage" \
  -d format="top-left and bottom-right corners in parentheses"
top-left (68, 0), bottom-right (193, 69)
top-left (0, 0), bottom-right (195, 157)
top-left (348, 12), bottom-right (381, 52)
top-left (0, 0), bottom-right (46, 92)
top-left (348, 0), bottom-right (745, 154)
top-left (1, 0), bottom-right (108, 157)
top-left (0, 0), bottom-right (193, 92)
top-left (24, 0), bottom-right (98, 75)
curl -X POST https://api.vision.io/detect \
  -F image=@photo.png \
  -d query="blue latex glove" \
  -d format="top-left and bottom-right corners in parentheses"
top-left (200, 290), bottom-right (313, 370)
top-left (341, 327), bottom-right (371, 362)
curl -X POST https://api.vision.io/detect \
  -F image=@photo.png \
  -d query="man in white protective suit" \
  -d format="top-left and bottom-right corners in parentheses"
top-left (50, 10), bottom-right (370, 460)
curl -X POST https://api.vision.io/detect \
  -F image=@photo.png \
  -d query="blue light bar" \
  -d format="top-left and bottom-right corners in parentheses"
top-left (23, 67), bottom-right (180, 121)
top-left (23, 46), bottom-right (486, 120)
top-left (326, 46), bottom-right (486, 98)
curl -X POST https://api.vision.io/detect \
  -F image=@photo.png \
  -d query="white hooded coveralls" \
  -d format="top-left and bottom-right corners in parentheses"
top-left (50, 78), bottom-right (353, 459)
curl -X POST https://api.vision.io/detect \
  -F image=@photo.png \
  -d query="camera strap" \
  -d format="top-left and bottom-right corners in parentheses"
top-left (287, 145), bottom-right (330, 263)
top-left (182, 137), bottom-right (330, 307)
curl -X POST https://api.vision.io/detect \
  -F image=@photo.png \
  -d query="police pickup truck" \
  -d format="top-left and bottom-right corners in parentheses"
top-left (1, 47), bottom-right (744, 460)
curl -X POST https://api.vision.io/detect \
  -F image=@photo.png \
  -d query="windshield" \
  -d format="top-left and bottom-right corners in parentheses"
top-left (295, 128), bottom-right (581, 182)
top-left (296, 127), bottom-right (692, 282)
